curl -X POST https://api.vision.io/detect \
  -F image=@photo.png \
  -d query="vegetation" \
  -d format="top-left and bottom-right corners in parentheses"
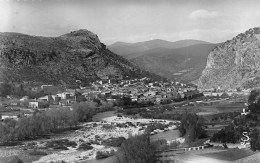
top-left (179, 113), bottom-right (207, 143)
top-left (0, 101), bottom-right (112, 144)
top-left (146, 123), bottom-right (169, 133)
top-left (0, 82), bottom-right (47, 98)
top-left (152, 139), bottom-right (180, 151)
top-left (5, 156), bottom-right (24, 163)
top-left (250, 128), bottom-right (260, 151)
top-left (210, 89), bottom-right (260, 151)
top-left (96, 150), bottom-right (115, 160)
top-left (28, 150), bottom-right (48, 156)
top-left (211, 124), bottom-right (241, 143)
top-left (116, 134), bottom-right (156, 163)
top-left (77, 143), bottom-right (93, 150)
top-left (102, 137), bottom-right (126, 147)
top-left (45, 139), bottom-right (77, 150)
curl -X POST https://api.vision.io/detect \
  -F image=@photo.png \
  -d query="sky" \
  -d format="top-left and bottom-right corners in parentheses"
top-left (1, 0), bottom-right (260, 45)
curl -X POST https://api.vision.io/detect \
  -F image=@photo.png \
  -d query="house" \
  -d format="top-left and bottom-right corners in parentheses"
top-left (184, 91), bottom-right (203, 99)
top-left (28, 101), bottom-right (49, 108)
top-left (131, 96), bottom-right (138, 102)
top-left (1, 115), bottom-right (19, 121)
top-left (20, 96), bottom-right (29, 101)
top-left (203, 92), bottom-right (212, 97)
top-left (56, 92), bottom-right (72, 100)
top-left (29, 101), bottom-right (39, 108)
top-left (38, 95), bottom-right (53, 102)
top-left (59, 100), bottom-right (73, 106)
top-left (10, 101), bottom-right (19, 106)
top-left (144, 91), bottom-right (158, 97)
top-left (51, 95), bottom-right (61, 102)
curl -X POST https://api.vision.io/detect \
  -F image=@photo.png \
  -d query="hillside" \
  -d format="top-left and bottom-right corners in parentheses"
top-left (108, 39), bottom-right (211, 59)
top-left (0, 30), bottom-right (161, 87)
top-left (198, 27), bottom-right (260, 90)
top-left (130, 43), bottom-right (218, 82)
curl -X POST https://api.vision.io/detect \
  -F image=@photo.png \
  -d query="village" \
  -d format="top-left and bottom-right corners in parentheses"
top-left (0, 76), bottom-right (252, 121)
top-left (0, 77), bottom-right (255, 163)
top-left (0, 77), bottom-right (195, 120)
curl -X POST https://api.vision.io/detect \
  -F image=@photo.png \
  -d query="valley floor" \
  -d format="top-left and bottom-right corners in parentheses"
top-left (0, 111), bottom-right (178, 163)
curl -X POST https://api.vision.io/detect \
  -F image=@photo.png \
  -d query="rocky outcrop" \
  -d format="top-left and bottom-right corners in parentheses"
top-left (0, 29), bottom-right (157, 87)
top-left (198, 27), bottom-right (260, 90)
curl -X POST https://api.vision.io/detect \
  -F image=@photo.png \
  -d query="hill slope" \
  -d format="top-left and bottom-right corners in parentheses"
top-left (130, 43), bottom-right (218, 82)
top-left (198, 27), bottom-right (260, 90)
top-left (108, 39), bottom-right (211, 59)
top-left (0, 30), bottom-right (159, 87)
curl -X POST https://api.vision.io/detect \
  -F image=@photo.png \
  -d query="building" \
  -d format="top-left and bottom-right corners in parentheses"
top-left (29, 101), bottom-right (40, 108)
top-left (56, 92), bottom-right (72, 100)
top-left (28, 101), bottom-right (48, 108)
top-left (20, 96), bottom-right (29, 101)
top-left (1, 115), bottom-right (19, 121)
top-left (38, 95), bottom-right (53, 102)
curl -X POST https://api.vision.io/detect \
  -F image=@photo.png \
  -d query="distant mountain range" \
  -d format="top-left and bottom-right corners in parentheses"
top-left (108, 39), bottom-right (219, 82)
top-left (0, 29), bottom-right (162, 87)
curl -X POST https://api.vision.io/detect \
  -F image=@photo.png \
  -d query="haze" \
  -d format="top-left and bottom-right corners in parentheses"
top-left (1, 0), bottom-right (260, 44)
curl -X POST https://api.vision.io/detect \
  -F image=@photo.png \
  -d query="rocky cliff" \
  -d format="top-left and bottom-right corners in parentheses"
top-left (198, 27), bottom-right (260, 90)
top-left (0, 29), bottom-right (157, 87)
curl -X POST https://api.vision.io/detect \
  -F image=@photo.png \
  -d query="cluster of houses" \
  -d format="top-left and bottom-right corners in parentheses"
top-left (202, 87), bottom-right (251, 97)
top-left (81, 77), bottom-right (200, 104)
top-left (0, 77), bottom-right (201, 121)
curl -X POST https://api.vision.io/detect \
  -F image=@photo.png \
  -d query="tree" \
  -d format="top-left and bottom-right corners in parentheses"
top-left (72, 102), bottom-right (95, 122)
top-left (179, 113), bottom-right (207, 143)
top-left (0, 83), bottom-right (12, 97)
top-left (250, 128), bottom-right (260, 151)
top-left (116, 134), bottom-right (156, 163)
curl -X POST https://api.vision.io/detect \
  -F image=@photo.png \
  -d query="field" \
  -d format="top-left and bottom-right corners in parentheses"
top-left (80, 156), bottom-right (116, 163)
top-left (150, 130), bottom-right (180, 142)
top-left (199, 149), bottom-right (255, 161)
top-left (159, 148), bottom-right (260, 163)
top-left (92, 111), bottom-right (117, 121)
top-left (0, 111), bottom-right (178, 163)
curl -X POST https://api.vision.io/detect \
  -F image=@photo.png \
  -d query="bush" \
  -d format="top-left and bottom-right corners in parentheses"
top-left (116, 134), bottom-right (156, 163)
top-left (45, 139), bottom-right (77, 150)
top-left (96, 150), bottom-right (115, 160)
top-left (28, 150), bottom-right (48, 155)
top-left (178, 113), bottom-right (207, 143)
top-left (102, 137), bottom-right (126, 147)
top-left (77, 143), bottom-right (93, 150)
top-left (250, 128), bottom-right (260, 151)
top-left (168, 141), bottom-right (180, 149)
top-left (6, 156), bottom-right (23, 163)
top-left (102, 124), bottom-right (115, 130)
top-left (152, 139), bottom-right (168, 151)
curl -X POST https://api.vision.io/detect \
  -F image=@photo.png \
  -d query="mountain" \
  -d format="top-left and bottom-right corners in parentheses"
top-left (130, 43), bottom-right (219, 82)
top-left (0, 29), bottom-right (161, 87)
top-left (198, 27), bottom-right (260, 90)
top-left (108, 39), bottom-right (212, 59)
top-left (108, 39), bottom-right (217, 83)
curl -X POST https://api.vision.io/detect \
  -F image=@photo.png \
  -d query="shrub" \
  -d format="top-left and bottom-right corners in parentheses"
top-left (178, 113), bottom-right (207, 143)
top-left (102, 124), bottom-right (115, 130)
top-left (250, 128), bottom-right (260, 151)
top-left (77, 143), bottom-right (93, 151)
top-left (152, 139), bottom-right (168, 151)
top-left (102, 137), bottom-right (126, 147)
top-left (28, 150), bottom-right (48, 155)
top-left (96, 150), bottom-right (115, 160)
top-left (6, 156), bottom-right (23, 163)
top-left (116, 134), bottom-right (156, 163)
top-left (45, 139), bottom-right (77, 150)
top-left (168, 141), bottom-right (180, 149)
